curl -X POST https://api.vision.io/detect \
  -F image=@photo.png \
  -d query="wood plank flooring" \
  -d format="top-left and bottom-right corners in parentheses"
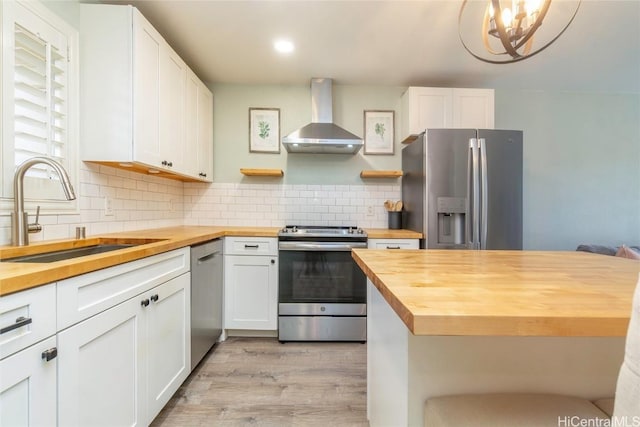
top-left (151, 337), bottom-right (368, 426)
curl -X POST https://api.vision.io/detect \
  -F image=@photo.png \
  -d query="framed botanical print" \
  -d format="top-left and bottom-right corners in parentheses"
top-left (363, 110), bottom-right (394, 155)
top-left (249, 108), bottom-right (280, 153)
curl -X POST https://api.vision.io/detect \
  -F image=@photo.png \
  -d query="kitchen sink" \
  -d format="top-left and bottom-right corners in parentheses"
top-left (0, 238), bottom-right (166, 263)
top-left (1, 244), bottom-right (137, 263)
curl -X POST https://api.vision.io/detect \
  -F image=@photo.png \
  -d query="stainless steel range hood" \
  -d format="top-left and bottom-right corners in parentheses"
top-left (282, 78), bottom-right (363, 154)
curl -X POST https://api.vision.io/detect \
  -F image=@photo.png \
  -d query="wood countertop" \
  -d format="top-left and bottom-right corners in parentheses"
top-left (352, 249), bottom-right (640, 337)
top-left (0, 226), bottom-right (279, 296)
top-left (365, 229), bottom-right (422, 239)
top-left (0, 226), bottom-right (419, 296)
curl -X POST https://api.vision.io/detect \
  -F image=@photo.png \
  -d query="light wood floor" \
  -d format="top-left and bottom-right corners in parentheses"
top-left (151, 337), bottom-right (368, 426)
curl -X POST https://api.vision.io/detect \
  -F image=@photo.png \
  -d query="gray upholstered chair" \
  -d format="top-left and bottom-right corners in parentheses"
top-left (424, 274), bottom-right (640, 427)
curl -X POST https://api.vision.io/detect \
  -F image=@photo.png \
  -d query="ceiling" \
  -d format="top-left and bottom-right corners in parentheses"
top-left (108, 0), bottom-right (639, 92)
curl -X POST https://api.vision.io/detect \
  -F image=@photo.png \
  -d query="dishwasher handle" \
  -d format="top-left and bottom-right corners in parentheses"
top-left (197, 251), bottom-right (222, 264)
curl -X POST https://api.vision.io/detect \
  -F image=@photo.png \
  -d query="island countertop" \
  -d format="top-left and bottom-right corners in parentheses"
top-left (352, 248), bottom-right (640, 337)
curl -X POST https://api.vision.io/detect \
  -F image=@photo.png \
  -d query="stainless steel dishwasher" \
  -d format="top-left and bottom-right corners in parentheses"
top-left (190, 239), bottom-right (223, 370)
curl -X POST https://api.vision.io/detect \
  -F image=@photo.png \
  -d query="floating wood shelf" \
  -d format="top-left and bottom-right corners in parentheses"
top-left (360, 170), bottom-right (403, 179)
top-left (240, 168), bottom-right (284, 177)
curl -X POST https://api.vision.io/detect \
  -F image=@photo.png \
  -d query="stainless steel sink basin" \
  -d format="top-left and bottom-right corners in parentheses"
top-left (1, 244), bottom-right (136, 263)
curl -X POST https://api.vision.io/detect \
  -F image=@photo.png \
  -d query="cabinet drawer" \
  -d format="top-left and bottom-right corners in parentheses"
top-left (367, 239), bottom-right (420, 250)
top-left (57, 247), bottom-right (189, 330)
top-left (224, 237), bottom-right (277, 256)
top-left (0, 284), bottom-right (56, 360)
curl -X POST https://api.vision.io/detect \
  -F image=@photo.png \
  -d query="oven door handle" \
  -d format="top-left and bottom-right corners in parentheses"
top-left (278, 242), bottom-right (368, 251)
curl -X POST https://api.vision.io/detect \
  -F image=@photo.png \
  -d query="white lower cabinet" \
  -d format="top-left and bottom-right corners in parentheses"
top-left (224, 255), bottom-right (278, 330)
top-left (224, 237), bottom-right (278, 331)
top-left (0, 336), bottom-right (57, 427)
top-left (58, 273), bottom-right (190, 426)
top-left (0, 283), bottom-right (57, 427)
top-left (57, 291), bottom-right (145, 427)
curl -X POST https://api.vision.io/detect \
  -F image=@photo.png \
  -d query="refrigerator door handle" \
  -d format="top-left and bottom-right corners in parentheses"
top-left (468, 138), bottom-right (480, 249)
top-left (479, 138), bottom-right (488, 250)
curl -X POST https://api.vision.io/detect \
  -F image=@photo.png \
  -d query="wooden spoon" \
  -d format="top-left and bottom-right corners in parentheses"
top-left (395, 201), bottom-right (403, 211)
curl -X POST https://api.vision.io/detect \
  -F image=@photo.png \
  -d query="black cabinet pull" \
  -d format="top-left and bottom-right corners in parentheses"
top-left (167, 161), bottom-right (173, 167)
top-left (141, 298), bottom-right (150, 307)
top-left (161, 160), bottom-right (168, 166)
top-left (386, 246), bottom-right (401, 249)
top-left (42, 347), bottom-right (57, 362)
top-left (271, 259), bottom-right (275, 264)
top-left (0, 316), bottom-right (33, 335)
top-left (244, 244), bottom-right (259, 249)
top-left (150, 294), bottom-right (159, 302)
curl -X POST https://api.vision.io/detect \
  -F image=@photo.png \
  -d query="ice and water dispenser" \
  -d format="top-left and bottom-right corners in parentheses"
top-left (436, 197), bottom-right (466, 245)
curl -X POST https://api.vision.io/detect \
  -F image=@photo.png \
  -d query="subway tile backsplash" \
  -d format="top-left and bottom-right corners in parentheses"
top-left (183, 182), bottom-right (400, 228)
top-left (0, 163), bottom-right (400, 245)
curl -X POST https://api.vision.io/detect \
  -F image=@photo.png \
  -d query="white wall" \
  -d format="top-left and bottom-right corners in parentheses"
top-left (496, 90), bottom-right (640, 250)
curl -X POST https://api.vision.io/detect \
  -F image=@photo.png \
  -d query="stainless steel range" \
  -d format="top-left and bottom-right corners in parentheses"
top-left (278, 225), bottom-right (367, 342)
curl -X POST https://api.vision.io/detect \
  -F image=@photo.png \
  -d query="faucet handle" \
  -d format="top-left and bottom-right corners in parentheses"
top-left (28, 205), bottom-right (42, 234)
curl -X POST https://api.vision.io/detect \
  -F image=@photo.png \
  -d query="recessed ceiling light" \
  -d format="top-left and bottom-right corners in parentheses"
top-left (274, 39), bottom-right (294, 54)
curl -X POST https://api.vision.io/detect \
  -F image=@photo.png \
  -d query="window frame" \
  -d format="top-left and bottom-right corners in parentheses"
top-left (1, 0), bottom-right (79, 216)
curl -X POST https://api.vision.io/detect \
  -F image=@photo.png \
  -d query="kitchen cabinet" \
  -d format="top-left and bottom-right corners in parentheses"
top-left (401, 87), bottom-right (494, 143)
top-left (79, 4), bottom-right (211, 182)
top-left (224, 237), bottom-right (278, 331)
top-left (57, 248), bottom-right (190, 426)
top-left (367, 238), bottom-right (420, 249)
top-left (185, 69), bottom-right (214, 181)
top-left (0, 284), bottom-right (57, 427)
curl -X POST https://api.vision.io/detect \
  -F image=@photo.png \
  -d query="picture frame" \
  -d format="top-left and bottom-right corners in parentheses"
top-left (364, 110), bottom-right (395, 155)
top-left (249, 108), bottom-right (280, 153)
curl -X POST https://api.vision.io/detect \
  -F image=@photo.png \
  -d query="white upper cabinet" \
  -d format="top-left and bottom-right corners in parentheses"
top-left (80, 4), bottom-right (212, 182)
top-left (185, 68), bottom-right (213, 182)
top-left (401, 87), bottom-right (494, 142)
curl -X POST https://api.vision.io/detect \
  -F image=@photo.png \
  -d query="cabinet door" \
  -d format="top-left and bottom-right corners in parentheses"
top-left (403, 87), bottom-right (453, 139)
top-left (224, 255), bottom-right (278, 330)
top-left (58, 295), bottom-right (146, 427)
top-left (452, 88), bottom-right (495, 129)
top-left (159, 46), bottom-right (186, 172)
top-left (145, 273), bottom-right (190, 422)
top-left (132, 9), bottom-right (162, 167)
top-left (197, 82), bottom-right (213, 181)
top-left (184, 71), bottom-right (200, 178)
top-left (0, 336), bottom-right (57, 427)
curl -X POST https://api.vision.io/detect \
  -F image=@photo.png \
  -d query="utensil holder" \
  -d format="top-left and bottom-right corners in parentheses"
top-left (388, 211), bottom-right (402, 230)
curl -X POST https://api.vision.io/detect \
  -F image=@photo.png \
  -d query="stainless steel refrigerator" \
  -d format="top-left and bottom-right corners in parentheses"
top-left (401, 129), bottom-right (523, 250)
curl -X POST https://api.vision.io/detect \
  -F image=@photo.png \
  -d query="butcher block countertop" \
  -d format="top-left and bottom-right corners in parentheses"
top-left (352, 249), bottom-right (640, 337)
top-left (0, 226), bottom-right (420, 296)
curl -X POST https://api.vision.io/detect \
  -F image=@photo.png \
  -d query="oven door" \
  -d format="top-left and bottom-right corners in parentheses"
top-left (278, 241), bottom-right (366, 315)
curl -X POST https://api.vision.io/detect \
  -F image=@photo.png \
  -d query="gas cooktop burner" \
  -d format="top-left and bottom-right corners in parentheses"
top-left (278, 225), bottom-right (366, 238)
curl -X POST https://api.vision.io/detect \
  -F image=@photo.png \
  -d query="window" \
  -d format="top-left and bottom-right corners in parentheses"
top-left (1, 0), bottom-right (79, 213)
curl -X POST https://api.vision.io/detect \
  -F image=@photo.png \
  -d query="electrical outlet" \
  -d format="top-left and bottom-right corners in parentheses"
top-left (104, 197), bottom-right (114, 216)
top-left (366, 205), bottom-right (374, 217)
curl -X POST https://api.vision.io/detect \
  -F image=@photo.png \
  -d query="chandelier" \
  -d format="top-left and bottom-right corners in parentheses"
top-left (458, 0), bottom-right (581, 64)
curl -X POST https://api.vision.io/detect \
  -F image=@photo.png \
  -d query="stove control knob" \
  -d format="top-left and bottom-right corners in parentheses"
top-left (281, 228), bottom-right (288, 233)
top-left (292, 226), bottom-right (298, 232)
top-left (348, 228), bottom-right (354, 234)
top-left (357, 229), bottom-right (365, 234)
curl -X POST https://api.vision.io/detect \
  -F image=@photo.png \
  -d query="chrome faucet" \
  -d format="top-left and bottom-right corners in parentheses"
top-left (12, 157), bottom-right (77, 246)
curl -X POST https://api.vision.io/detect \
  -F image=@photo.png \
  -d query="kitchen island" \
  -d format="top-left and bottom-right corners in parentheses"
top-left (352, 249), bottom-right (640, 426)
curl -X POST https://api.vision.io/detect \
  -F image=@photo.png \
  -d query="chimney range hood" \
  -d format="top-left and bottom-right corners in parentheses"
top-left (282, 78), bottom-right (363, 154)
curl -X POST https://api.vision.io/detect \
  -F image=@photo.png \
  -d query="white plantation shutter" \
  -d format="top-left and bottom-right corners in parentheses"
top-left (1, 0), bottom-right (78, 210)
top-left (14, 22), bottom-right (67, 178)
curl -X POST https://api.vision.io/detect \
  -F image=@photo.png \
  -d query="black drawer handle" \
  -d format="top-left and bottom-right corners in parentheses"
top-left (244, 244), bottom-right (259, 249)
top-left (0, 316), bottom-right (33, 335)
top-left (42, 347), bottom-right (57, 362)
top-left (386, 246), bottom-right (401, 249)
top-left (141, 298), bottom-right (150, 307)
top-left (150, 294), bottom-right (159, 303)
